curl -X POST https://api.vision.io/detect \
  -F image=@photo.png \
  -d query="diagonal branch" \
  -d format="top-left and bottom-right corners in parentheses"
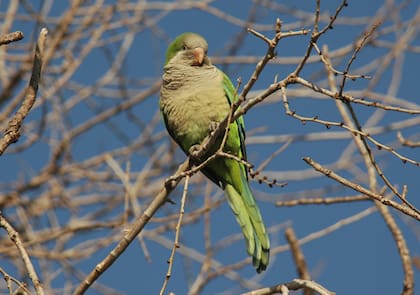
top-left (0, 28), bottom-right (48, 155)
top-left (303, 157), bottom-right (419, 220)
top-left (0, 213), bottom-right (45, 295)
top-left (73, 159), bottom-right (192, 295)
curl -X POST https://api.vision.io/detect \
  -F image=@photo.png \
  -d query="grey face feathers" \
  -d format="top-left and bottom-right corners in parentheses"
top-left (165, 32), bottom-right (209, 66)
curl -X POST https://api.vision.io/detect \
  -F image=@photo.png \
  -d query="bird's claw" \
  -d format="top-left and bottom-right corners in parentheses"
top-left (189, 144), bottom-right (202, 160)
top-left (209, 121), bottom-right (219, 135)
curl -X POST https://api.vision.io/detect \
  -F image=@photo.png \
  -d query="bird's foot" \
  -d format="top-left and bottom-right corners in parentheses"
top-left (188, 144), bottom-right (202, 160)
top-left (209, 121), bottom-right (219, 136)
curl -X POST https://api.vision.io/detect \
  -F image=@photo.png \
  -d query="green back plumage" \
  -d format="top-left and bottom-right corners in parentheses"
top-left (221, 72), bottom-right (247, 165)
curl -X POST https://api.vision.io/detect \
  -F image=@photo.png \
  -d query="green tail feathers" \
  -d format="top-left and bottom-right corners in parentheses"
top-left (225, 180), bottom-right (270, 273)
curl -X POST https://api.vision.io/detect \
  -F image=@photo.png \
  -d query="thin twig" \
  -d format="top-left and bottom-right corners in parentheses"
top-left (0, 213), bottom-right (45, 295)
top-left (302, 157), bottom-right (419, 220)
top-left (397, 132), bottom-right (420, 148)
top-left (281, 78), bottom-right (420, 168)
top-left (284, 228), bottom-right (313, 295)
top-left (374, 191), bottom-right (414, 295)
top-left (0, 31), bottom-right (23, 45)
top-left (73, 159), bottom-right (192, 295)
top-left (160, 174), bottom-right (190, 295)
top-left (276, 195), bottom-right (369, 207)
top-left (241, 278), bottom-right (335, 295)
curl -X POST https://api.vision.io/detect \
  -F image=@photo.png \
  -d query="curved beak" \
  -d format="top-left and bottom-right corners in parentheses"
top-left (192, 47), bottom-right (205, 66)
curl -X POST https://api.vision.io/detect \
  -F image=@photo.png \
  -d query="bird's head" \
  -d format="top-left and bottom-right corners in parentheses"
top-left (165, 32), bottom-right (210, 67)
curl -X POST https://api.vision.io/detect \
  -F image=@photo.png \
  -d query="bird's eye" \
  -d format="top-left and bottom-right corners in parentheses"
top-left (182, 45), bottom-right (188, 50)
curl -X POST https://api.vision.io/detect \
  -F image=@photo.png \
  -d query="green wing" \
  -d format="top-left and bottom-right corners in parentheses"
top-left (221, 71), bottom-right (247, 165)
top-left (220, 71), bottom-right (270, 272)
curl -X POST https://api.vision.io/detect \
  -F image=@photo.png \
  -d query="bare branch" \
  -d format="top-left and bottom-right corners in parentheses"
top-left (0, 31), bottom-right (23, 45)
top-left (0, 213), bottom-right (45, 295)
top-left (0, 28), bottom-right (47, 155)
top-left (303, 157), bottom-right (419, 220)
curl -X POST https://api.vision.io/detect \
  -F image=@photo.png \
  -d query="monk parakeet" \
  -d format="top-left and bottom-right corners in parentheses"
top-left (160, 32), bottom-right (270, 272)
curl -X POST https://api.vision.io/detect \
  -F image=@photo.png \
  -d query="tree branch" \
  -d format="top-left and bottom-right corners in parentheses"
top-left (0, 28), bottom-right (47, 155)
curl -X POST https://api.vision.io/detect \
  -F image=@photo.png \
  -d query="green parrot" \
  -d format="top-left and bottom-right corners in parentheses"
top-left (160, 32), bottom-right (270, 272)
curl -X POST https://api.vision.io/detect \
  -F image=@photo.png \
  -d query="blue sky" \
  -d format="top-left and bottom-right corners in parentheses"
top-left (1, 1), bottom-right (419, 294)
